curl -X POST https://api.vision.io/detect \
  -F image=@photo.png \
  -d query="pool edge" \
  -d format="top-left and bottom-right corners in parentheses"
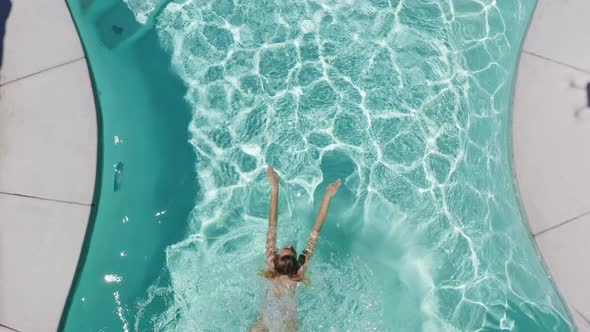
top-left (509, 1), bottom-right (579, 330)
top-left (57, 2), bottom-right (105, 331)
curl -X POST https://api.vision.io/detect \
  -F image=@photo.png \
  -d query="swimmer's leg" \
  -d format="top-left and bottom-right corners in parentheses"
top-left (285, 319), bottom-right (298, 332)
top-left (250, 319), bottom-right (269, 332)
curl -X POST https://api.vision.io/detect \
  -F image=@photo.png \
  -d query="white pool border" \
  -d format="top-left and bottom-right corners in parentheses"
top-left (0, 1), bottom-right (97, 331)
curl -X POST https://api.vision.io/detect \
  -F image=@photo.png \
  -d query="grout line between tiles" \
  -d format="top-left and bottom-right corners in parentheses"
top-left (522, 50), bottom-right (590, 75)
top-left (0, 56), bottom-right (86, 87)
top-left (534, 210), bottom-right (590, 238)
top-left (0, 324), bottom-right (21, 332)
top-left (0, 191), bottom-right (92, 207)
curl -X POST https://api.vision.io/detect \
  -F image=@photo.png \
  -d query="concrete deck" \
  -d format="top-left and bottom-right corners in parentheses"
top-left (0, 0), bottom-right (96, 331)
top-left (0, 325), bottom-right (18, 332)
top-left (513, 0), bottom-right (590, 331)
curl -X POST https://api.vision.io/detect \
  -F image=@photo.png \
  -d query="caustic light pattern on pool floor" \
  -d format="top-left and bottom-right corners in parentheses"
top-left (117, 0), bottom-right (572, 331)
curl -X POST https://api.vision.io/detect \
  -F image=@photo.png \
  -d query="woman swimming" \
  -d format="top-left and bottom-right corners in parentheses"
top-left (251, 166), bottom-right (341, 332)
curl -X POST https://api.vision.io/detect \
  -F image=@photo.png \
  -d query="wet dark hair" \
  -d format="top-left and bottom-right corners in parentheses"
top-left (259, 248), bottom-right (310, 285)
top-left (274, 253), bottom-right (301, 276)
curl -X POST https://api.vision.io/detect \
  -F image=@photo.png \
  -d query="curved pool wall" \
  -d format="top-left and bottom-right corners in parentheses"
top-left (64, 0), bottom-right (575, 331)
top-left (62, 0), bottom-right (197, 330)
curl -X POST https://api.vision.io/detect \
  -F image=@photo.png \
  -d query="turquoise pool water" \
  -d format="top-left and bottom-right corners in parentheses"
top-left (65, 0), bottom-right (574, 331)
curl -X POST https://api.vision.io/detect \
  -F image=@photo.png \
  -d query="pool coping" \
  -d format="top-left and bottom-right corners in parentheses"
top-left (56, 2), bottom-right (105, 330)
top-left (0, 0), bottom-right (98, 331)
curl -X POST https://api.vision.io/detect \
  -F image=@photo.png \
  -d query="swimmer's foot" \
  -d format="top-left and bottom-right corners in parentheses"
top-left (267, 165), bottom-right (279, 188)
top-left (325, 179), bottom-right (341, 198)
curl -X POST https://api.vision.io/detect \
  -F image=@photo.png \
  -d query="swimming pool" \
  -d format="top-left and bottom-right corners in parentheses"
top-left (64, 0), bottom-right (574, 330)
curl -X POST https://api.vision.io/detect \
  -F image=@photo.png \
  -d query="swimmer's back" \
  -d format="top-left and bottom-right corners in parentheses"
top-left (260, 276), bottom-right (298, 331)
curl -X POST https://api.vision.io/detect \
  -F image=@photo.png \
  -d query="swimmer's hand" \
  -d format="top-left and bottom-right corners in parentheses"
top-left (325, 179), bottom-right (341, 198)
top-left (267, 165), bottom-right (279, 188)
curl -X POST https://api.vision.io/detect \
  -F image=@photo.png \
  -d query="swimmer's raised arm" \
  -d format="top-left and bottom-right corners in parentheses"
top-left (265, 166), bottom-right (279, 268)
top-left (300, 179), bottom-right (341, 271)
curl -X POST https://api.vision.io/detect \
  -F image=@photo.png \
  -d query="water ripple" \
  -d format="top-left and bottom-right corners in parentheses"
top-left (131, 0), bottom-right (573, 330)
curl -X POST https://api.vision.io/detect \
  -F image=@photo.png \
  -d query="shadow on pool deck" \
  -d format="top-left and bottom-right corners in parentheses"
top-left (0, 0), bottom-right (11, 72)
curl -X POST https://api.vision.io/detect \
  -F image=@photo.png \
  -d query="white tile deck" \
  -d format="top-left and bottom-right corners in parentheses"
top-left (0, 193), bottom-right (90, 332)
top-left (0, 59), bottom-right (97, 205)
top-left (523, 0), bottom-right (590, 73)
top-left (0, 325), bottom-right (18, 332)
top-left (0, 0), bottom-right (84, 85)
top-left (536, 214), bottom-right (590, 332)
top-left (0, 0), bottom-right (97, 331)
top-left (512, 53), bottom-right (590, 234)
